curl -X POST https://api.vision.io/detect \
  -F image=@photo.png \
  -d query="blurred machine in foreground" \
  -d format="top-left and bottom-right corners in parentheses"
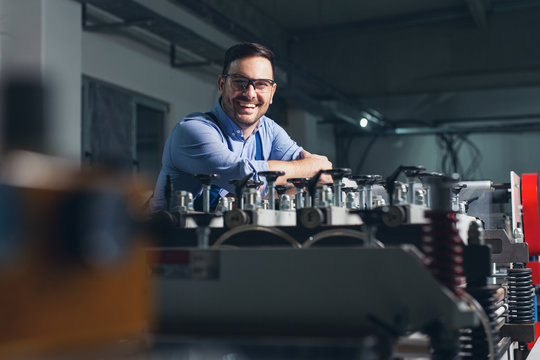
top-left (0, 151), bottom-right (153, 359)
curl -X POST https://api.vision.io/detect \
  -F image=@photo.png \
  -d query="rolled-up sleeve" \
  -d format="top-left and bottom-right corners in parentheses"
top-left (269, 122), bottom-right (303, 161)
top-left (170, 120), bottom-right (263, 193)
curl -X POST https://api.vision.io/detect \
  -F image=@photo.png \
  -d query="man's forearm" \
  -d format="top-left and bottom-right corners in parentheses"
top-left (267, 155), bottom-right (332, 185)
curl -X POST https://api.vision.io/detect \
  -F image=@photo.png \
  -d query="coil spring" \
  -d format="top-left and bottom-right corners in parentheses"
top-left (507, 268), bottom-right (534, 323)
top-left (423, 211), bottom-right (464, 296)
top-left (460, 286), bottom-right (504, 359)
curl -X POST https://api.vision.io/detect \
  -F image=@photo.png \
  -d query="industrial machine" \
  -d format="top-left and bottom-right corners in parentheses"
top-left (146, 165), bottom-right (540, 359)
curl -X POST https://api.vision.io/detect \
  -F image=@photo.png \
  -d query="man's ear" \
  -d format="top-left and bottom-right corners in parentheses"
top-left (269, 83), bottom-right (277, 104)
top-left (217, 75), bottom-right (225, 94)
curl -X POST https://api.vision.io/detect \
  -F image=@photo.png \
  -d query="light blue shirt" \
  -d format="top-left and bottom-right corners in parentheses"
top-left (150, 100), bottom-right (303, 212)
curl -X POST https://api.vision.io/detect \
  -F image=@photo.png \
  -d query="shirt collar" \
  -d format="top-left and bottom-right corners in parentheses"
top-left (211, 99), bottom-right (264, 140)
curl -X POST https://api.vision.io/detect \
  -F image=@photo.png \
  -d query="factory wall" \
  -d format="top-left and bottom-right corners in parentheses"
top-left (0, 0), bottom-right (334, 171)
top-left (352, 85), bottom-right (540, 182)
top-left (81, 30), bottom-right (330, 161)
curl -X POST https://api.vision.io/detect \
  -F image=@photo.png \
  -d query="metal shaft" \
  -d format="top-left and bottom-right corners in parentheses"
top-left (196, 226), bottom-right (211, 248)
top-left (359, 186), bottom-right (366, 209)
top-left (268, 181), bottom-right (276, 210)
top-left (333, 180), bottom-right (342, 207)
top-left (202, 184), bottom-right (211, 213)
top-left (366, 185), bottom-right (373, 210)
top-left (407, 178), bottom-right (415, 204)
top-left (295, 188), bottom-right (304, 209)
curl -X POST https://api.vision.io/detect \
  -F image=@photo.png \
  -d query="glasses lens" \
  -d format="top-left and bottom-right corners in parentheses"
top-left (230, 77), bottom-right (249, 91)
top-left (254, 80), bottom-right (273, 92)
top-left (228, 75), bottom-right (273, 93)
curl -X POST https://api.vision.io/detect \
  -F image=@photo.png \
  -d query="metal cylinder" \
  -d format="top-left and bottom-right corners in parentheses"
top-left (407, 179), bottom-right (415, 204)
top-left (345, 192), bottom-right (357, 209)
top-left (280, 194), bottom-right (293, 211)
top-left (243, 188), bottom-right (261, 210)
top-left (196, 226), bottom-right (211, 248)
top-left (177, 190), bottom-right (193, 212)
top-left (359, 186), bottom-right (366, 209)
top-left (295, 189), bottom-right (304, 209)
top-left (268, 182), bottom-right (276, 210)
top-left (202, 184), bottom-right (211, 213)
top-left (333, 179), bottom-right (342, 207)
top-left (366, 186), bottom-right (373, 210)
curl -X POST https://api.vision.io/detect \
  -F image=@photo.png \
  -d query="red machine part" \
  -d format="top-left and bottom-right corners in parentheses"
top-left (522, 174), bottom-right (540, 257)
top-left (522, 174), bottom-right (540, 349)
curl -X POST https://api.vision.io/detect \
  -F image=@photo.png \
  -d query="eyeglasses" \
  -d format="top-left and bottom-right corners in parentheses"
top-left (223, 74), bottom-right (276, 93)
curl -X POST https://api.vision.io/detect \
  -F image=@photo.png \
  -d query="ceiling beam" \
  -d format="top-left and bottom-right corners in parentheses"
top-left (292, 0), bottom-right (540, 42)
top-left (292, 7), bottom-right (469, 42)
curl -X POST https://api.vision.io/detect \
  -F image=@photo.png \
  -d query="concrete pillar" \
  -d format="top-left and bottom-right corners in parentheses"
top-left (0, 0), bottom-right (82, 160)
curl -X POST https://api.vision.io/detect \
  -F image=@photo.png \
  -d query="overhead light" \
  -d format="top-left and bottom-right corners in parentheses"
top-left (359, 117), bottom-right (368, 128)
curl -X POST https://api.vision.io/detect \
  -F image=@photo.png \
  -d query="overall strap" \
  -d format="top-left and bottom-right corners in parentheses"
top-left (255, 131), bottom-right (263, 161)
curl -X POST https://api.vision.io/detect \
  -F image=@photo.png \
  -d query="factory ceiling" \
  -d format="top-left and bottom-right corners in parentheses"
top-left (82, 0), bottom-right (540, 133)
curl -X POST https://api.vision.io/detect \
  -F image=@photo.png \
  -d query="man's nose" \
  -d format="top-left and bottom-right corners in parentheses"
top-left (243, 82), bottom-right (257, 97)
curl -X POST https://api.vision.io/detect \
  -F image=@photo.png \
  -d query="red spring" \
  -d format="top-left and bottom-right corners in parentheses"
top-left (423, 211), bottom-right (464, 297)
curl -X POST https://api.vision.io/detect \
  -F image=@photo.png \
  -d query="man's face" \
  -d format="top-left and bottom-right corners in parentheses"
top-left (218, 56), bottom-right (276, 131)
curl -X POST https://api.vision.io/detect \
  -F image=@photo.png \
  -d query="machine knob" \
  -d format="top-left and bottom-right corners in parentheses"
top-left (246, 180), bottom-right (264, 189)
top-left (258, 171), bottom-right (285, 183)
top-left (229, 172), bottom-right (254, 200)
top-left (322, 168), bottom-right (351, 181)
top-left (287, 178), bottom-right (310, 188)
top-left (452, 183), bottom-right (467, 195)
top-left (350, 174), bottom-right (383, 186)
top-left (275, 185), bottom-right (292, 195)
top-left (402, 166), bottom-right (426, 178)
top-left (194, 173), bottom-right (220, 185)
top-left (418, 171), bottom-right (446, 183)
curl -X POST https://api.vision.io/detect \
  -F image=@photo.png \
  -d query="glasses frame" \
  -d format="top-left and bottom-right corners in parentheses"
top-left (222, 73), bottom-right (276, 93)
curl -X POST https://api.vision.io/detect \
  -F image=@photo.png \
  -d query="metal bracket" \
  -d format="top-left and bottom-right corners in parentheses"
top-left (485, 229), bottom-right (529, 264)
top-left (169, 44), bottom-right (213, 68)
top-left (82, 2), bottom-right (155, 32)
top-left (501, 323), bottom-right (536, 343)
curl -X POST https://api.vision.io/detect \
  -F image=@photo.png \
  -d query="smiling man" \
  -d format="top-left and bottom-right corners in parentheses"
top-left (150, 42), bottom-right (332, 212)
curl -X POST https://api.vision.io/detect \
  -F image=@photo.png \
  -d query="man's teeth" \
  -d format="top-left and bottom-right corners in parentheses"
top-left (239, 102), bottom-right (256, 108)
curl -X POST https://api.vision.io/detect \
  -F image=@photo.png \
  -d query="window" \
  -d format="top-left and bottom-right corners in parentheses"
top-left (82, 76), bottom-right (167, 185)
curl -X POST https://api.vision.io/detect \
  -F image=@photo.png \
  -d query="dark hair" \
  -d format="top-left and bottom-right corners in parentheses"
top-left (222, 42), bottom-right (275, 77)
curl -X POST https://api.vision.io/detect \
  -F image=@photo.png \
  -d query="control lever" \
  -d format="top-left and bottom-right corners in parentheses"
top-left (385, 165), bottom-right (425, 205)
top-left (403, 166), bottom-right (426, 204)
top-left (350, 175), bottom-right (382, 210)
top-left (229, 172), bottom-right (254, 210)
top-left (246, 180), bottom-right (264, 188)
top-left (451, 183), bottom-right (467, 212)
top-left (287, 178), bottom-right (310, 209)
top-left (418, 172), bottom-right (447, 209)
top-left (307, 169), bottom-right (328, 208)
top-left (259, 171), bottom-right (285, 210)
top-left (194, 173), bottom-right (219, 213)
top-left (275, 185), bottom-right (292, 210)
top-left (322, 168), bottom-right (352, 207)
